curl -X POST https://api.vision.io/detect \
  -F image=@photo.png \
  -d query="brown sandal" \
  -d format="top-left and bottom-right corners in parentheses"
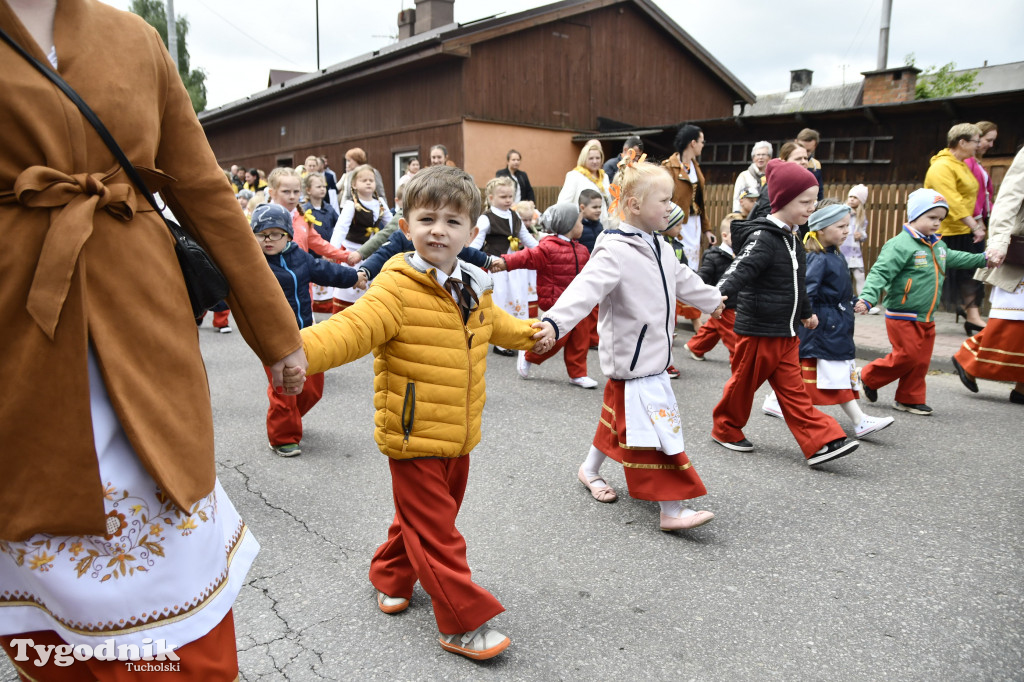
top-left (577, 466), bottom-right (617, 503)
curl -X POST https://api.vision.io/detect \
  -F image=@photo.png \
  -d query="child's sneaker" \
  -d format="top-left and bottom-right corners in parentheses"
top-left (216, 326), bottom-right (232, 334)
top-left (569, 376), bottom-right (598, 389)
top-left (666, 365), bottom-right (680, 379)
top-left (712, 436), bottom-right (754, 452)
top-left (807, 438), bottom-right (859, 466)
top-left (854, 415), bottom-right (894, 437)
top-left (894, 401), bottom-right (932, 415)
top-left (761, 392), bottom-right (783, 419)
top-left (376, 591), bottom-right (409, 614)
top-left (271, 443), bottom-right (301, 457)
top-left (684, 344), bottom-right (704, 361)
top-left (516, 351), bottom-right (531, 379)
top-left (439, 625), bottom-right (510, 660)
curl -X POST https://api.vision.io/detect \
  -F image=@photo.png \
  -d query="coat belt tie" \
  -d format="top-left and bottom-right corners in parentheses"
top-left (7, 166), bottom-right (137, 340)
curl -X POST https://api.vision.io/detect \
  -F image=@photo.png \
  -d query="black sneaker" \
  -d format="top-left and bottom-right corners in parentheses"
top-left (950, 356), bottom-right (978, 393)
top-left (712, 436), bottom-right (754, 452)
top-left (491, 347), bottom-right (516, 357)
top-left (1011, 390), bottom-right (1024, 405)
top-left (807, 438), bottom-right (859, 466)
top-left (862, 383), bottom-right (878, 403)
top-left (894, 401), bottom-right (933, 415)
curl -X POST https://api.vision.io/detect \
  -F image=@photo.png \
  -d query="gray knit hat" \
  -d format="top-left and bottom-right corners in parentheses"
top-left (542, 202), bottom-right (581, 236)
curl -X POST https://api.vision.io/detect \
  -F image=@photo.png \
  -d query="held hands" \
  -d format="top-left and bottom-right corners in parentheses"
top-left (270, 347), bottom-right (308, 395)
top-left (346, 251), bottom-right (362, 266)
top-left (985, 246), bottom-right (1006, 267)
top-left (490, 258), bottom-right (507, 273)
top-left (801, 314), bottom-right (818, 330)
top-left (530, 320), bottom-right (556, 354)
top-left (711, 295), bottom-right (727, 319)
top-left (355, 271), bottom-right (369, 290)
top-left (854, 300), bottom-right (869, 314)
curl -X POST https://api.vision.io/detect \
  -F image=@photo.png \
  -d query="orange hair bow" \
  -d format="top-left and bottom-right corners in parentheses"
top-left (616, 147), bottom-right (647, 170)
top-left (608, 183), bottom-right (622, 219)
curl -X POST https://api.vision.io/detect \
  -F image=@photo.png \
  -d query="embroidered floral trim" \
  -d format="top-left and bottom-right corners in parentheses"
top-left (0, 485), bottom-right (216, 582)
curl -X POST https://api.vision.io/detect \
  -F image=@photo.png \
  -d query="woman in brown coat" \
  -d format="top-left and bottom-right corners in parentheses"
top-left (0, 1), bottom-right (305, 678)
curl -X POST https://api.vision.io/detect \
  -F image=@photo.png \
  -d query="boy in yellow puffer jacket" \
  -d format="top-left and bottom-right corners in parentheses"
top-left (298, 166), bottom-right (555, 661)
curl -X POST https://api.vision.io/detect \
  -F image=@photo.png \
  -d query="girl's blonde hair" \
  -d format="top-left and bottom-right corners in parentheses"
top-left (302, 171), bottom-right (326, 193)
top-left (576, 140), bottom-right (605, 168)
top-left (612, 161), bottom-right (671, 216)
top-left (721, 212), bottom-right (743, 232)
top-left (483, 176), bottom-right (516, 209)
top-left (267, 166), bottom-right (299, 190)
top-left (350, 164), bottom-right (382, 205)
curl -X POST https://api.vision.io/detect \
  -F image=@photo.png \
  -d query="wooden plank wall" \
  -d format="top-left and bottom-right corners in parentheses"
top-left (531, 182), bottom-right (917, 270)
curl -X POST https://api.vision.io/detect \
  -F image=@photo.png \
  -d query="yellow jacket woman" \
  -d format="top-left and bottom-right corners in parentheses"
top-left (925, 148), bottom-right (979, 237)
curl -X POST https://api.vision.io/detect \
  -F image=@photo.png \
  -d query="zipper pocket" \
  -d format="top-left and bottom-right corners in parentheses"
top-left (401, 382), bottom-right (416, 443)
top-left (901, 279), bottom-right (912, 305)
top-left (630, 324), bottom-right (648, 371)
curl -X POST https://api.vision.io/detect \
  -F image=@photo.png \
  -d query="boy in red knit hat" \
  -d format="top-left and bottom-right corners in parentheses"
top-left (711, 159), bottom-right (859, 466)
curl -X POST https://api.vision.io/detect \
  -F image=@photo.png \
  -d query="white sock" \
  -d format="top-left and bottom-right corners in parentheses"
top-left (582, 446), bottom-right (608, 487)
top-left (658, 500), bottom-right (696, 518)
top-left (840, 400), bottom-right (865, 426)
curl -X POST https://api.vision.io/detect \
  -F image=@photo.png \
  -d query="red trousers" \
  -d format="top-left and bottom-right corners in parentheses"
top-left (1, 610), bottom-right (238, 681)
top-left (588, 306), bottom-right (599, 347)
top-left (593, 379), bottom-right (707, 501)
top-left (370, 456), bottom-right (503, 635)
top-left (686, 308), bottom-right (738, 360)
top-left (212, 309), bottom-right (230, 328)
top-left (525, 308), bottom-right (593, 378)
top-left (263, 367), bottom-right (325, 446)
top-left (712, 335), bottom-right (846, 457)
top-left (860, 319), bottom-right (934, 404)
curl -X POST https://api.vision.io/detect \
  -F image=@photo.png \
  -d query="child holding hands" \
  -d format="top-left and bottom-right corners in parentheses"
top-left (712, 159), bottom-right (859, 466)
top-left (855, 189), bottom-right (987, 415)
top-left (536, 156), bottom-right (725, 532)
top-left (299, 166), bottom-right (554, 660)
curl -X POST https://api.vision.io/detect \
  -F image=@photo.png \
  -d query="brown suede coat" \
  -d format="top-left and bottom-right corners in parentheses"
top-left (0, 0), bottom-right (301, 541)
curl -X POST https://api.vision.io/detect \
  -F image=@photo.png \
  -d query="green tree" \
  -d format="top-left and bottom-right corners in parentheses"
top-left (130, 0), bottom-right (207, 112)
top-left (905, 53), bottom-right (979, 100)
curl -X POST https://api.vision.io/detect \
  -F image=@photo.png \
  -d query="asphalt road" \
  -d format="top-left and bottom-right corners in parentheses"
top-left (4, 318), bottom-right (1022, 681)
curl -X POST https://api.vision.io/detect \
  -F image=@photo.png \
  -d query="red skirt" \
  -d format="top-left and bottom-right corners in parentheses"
top-left (593, 379), bottom-right (707, 501)
top-left (800, 358), bottom-right (859, 405)
top-left (676, 301), bottom-right (702, 321)
top-left (955, 318), bottom-right (1024, 382)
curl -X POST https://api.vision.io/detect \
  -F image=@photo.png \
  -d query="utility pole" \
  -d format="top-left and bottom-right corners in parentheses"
top-left (167, 0), bottom-right (178, 72)
top-left (877, 0), bottom-right (892, 70)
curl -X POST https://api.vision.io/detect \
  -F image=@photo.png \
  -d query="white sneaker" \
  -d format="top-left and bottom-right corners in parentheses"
top-left (569, 376), bottom-right (599, 389)
top-left (516, 351), bottom-right (531, 379)
top-left (439, 625), bottom-right (510, 660)
top-left (868, 306), bottom-right (881, 315)
top-left (855, 415), bottom-right (895, 437)
top-left (762, 392), bottom-right (783, 419)
top-left (684, 343), bottom-right (704, 361)
top-left (217, 326), bottom-right (232, 334)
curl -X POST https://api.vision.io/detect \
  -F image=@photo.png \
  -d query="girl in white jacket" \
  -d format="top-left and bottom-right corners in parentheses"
top-left (537, 156), bottom-right (725, 531)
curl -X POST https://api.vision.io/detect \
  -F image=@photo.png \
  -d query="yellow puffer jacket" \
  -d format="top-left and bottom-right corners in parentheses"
top-left (924, 148), bottom-right (979, 237)
top-left (301, 254), bottom-right (538, 459)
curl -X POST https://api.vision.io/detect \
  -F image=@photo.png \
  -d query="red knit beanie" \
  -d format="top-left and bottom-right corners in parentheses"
top-left (765, 158), bottom-right (819, 213)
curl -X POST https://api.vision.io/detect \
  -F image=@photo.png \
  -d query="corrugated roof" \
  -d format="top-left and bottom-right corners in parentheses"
top-left (919, 60), bottom-right (1024, 97)
top-left (743, 82), bottom-right (863, 117)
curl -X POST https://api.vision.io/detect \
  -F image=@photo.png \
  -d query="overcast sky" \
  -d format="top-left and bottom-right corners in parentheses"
top-left (100, 0), bottom-right (1024, 110)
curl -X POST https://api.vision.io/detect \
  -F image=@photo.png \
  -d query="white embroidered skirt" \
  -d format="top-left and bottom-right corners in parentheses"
top-left (492, 269), bottom-right (530, 320)
top-left (0, 349), bottom-right (258, 650)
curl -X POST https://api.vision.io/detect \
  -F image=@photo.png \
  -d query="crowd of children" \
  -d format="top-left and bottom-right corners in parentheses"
top-left (211, 135), bottom-right (1004, 662)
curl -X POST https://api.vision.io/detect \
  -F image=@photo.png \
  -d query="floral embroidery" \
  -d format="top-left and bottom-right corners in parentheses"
top-left (646, 403), bottom-right (682, 434)
top-left (0, 484), bottom-right (216, 582)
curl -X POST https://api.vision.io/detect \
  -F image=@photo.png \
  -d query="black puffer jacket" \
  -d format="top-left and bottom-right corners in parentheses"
top-left (717, 217), bottom-right (812, 337)
top-left (697, 246), bottom-right (736, 308)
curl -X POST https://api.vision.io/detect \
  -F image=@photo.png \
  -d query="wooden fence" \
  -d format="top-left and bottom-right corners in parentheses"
top-left (532, 182), bottom-right (918, 271)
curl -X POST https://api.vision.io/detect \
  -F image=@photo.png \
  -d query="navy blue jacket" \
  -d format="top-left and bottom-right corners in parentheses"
top-left (579, 218), bottom-right (603, 253)
top-left (797, 247), bottom-right (855, 360)
top-left (266, 242), bottom-right (359, 329)
top-left (359, 229), bottom-right (491, 280)
top-left (301, 201), bottom-right (339, 243)
top-left (697, 246), bottom-right (736, 308)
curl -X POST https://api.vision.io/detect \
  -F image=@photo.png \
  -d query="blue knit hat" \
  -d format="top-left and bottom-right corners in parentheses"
top-left (907, 188), bottom-right (949, 223)
top-left (250, 203), bottom-right (293, 238)
top-left (807, 204), bottom-right (851, 232)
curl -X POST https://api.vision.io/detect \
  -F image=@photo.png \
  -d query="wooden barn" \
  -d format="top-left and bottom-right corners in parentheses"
top-left (199, 0), bottom-right (754, 196)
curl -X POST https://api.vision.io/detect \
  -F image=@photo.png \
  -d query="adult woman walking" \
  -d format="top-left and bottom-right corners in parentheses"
top-left (952, 145), bottom-right (1024, 404)
top-left (965, 121), bottom-right (998, 227)
top-left (733, 141), bottom-right (772, 212)
top-left (496, 149), bottom-right (535, 204)
top-left (924, 123), bottom-right (985, 334)
top-left (0, 1), bottom-right (305, 678)
top-left (663, 124), bottom-right (716, 268)
top-left (557, 140), bottom-right (610, 221)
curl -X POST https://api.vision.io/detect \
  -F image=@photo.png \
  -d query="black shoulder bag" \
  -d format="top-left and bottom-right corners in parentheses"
top-left (1, 28), bottom-right (229, 317)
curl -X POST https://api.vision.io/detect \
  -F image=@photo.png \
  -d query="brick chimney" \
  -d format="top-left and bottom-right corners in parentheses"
top-left (861, 66), bottom-right (921, 105)
top-left (414, 0), bottom-right (455, 35)
top-left (398, 8), bottom-right (416, 39)
top-left (790, 69), bottom-right (812, 92)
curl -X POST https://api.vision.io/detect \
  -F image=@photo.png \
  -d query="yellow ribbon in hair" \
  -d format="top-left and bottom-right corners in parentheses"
top-left (365, 226), bottom-right (380, 237)
top-left (508, 235), bottom-right (520, 251)
top-left (303, 208), bottom-right (322, 226)
top-left (803, 230), bottom-right (824, 250)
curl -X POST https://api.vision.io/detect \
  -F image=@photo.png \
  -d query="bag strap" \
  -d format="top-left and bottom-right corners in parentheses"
top-left (0, 26), bottom-right (188, 241)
